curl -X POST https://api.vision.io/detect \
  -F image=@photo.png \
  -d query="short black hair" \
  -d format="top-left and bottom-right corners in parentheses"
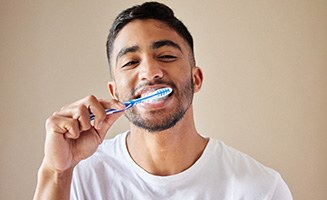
top-left (106, 2), bottom-right (195, 72)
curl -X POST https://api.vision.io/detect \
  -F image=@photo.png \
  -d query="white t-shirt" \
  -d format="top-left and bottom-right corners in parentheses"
top-left (71, 131), bottom-right (292, 200)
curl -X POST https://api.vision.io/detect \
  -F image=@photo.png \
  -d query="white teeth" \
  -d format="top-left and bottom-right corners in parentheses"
top-left (137, 87), bottom-right (173, 105)
top-left (143, 94), bottom-right (168, 103)
top-left (140, 90), bottom-right (158, 99)
top-left (140, 92), bottom-right (153, 98)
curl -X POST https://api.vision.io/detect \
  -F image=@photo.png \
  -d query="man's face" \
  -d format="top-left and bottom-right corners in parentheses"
top-left (109, 19), bottom-right (202, 132)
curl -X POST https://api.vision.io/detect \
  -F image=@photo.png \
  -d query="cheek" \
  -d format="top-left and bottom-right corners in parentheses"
top-left (172, 66), bottom-right (192, 84)
top-left (115, 71), bottom-right (131, 86)
top-left (113, 73), bottom-right (135, 100)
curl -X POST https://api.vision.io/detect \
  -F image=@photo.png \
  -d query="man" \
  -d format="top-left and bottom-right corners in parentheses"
top-left (34, 2), bottom-right (293, 199)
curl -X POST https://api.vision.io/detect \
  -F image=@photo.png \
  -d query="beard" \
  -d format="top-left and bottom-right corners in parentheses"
top-left (123, 77), bottom-right (194, 133)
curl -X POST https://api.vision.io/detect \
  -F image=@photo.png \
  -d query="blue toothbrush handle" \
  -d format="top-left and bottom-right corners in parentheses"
top-left (89, 87), bottom-right (172, 121)
top-left (89, 102), bottom-right (132, 121)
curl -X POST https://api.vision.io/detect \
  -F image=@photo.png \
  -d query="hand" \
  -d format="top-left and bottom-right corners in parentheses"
top-left (42, 95), bottom-right (124, 173)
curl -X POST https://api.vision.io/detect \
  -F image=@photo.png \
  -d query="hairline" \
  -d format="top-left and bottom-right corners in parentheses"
top-left (108, 19), bottom-right (196, 79)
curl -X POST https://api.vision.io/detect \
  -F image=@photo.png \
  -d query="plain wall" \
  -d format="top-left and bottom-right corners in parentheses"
top-left (1, 0), bottom-right (326, 199)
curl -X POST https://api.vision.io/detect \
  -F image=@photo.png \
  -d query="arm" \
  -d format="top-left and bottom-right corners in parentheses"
top-left (33, 95), bottom-right (124, 200)
top-left (34, 163), bottom-right (73, 200)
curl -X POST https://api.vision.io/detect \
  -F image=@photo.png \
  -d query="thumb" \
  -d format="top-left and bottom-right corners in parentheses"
top-left (96, 111), bottom-right (124, 141)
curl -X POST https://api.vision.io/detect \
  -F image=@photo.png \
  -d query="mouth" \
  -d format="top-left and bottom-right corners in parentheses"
top-left (134, 86), bottom-right (174, 105)
top-left (134, 86), bottom-right (172, 98)
top-left (143, 92), bottom-right (171, 103)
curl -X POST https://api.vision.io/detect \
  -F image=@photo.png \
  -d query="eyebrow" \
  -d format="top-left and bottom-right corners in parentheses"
top-left (116, 45), bottom-right (140, 64)
top-left (151, 40), bottom-right (182, 52)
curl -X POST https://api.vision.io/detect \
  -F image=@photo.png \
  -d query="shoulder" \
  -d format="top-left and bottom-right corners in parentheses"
top-left (207, 138), bottom-right (292, 199)
top-left (209, 138), bottom-right (278, 176)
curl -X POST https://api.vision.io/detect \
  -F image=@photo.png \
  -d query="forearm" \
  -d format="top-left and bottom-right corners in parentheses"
top-left (33, 162), bottom-right (74, 200)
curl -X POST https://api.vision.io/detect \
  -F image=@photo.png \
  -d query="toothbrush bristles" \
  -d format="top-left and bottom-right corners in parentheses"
top-left (138, 87), bottom-right (172, 103)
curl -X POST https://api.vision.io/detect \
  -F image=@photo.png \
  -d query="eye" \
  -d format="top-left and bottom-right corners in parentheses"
top-left (121, 60), bottom-right (139, 68)
top-left (158, 55), bottom-right (177, 62)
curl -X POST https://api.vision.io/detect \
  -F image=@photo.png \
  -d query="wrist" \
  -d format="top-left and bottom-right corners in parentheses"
top-left (33, 161), bottom-right (74, 200)
top-left (38, 161), bottom-right (74, 184)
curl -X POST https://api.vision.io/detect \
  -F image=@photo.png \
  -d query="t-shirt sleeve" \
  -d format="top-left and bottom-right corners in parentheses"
top-left (270, 175), bottom-right (293, 200)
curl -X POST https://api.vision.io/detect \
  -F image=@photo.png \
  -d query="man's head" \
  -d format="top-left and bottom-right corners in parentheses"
top-left (106, 1), bottom-right (195, 73)
top-left (107, 2), bottom-right (203, 132)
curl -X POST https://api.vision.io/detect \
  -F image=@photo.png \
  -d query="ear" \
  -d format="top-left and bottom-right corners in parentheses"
top-left (192, 66), bottom-right (203, 93)
top-left (107, 81), bottom-right (118, 100)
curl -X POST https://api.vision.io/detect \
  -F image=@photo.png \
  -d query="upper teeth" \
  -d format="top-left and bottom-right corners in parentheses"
top-left (140, 92), bottom-right (154, 98)
top-left (145, 95), bottom-right (168, 103)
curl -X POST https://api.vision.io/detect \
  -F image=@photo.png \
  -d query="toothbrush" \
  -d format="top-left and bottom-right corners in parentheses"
top-left (90, 87), bottom-right (173, 120)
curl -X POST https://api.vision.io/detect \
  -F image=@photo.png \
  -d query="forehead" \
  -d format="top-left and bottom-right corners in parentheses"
top-left (111, 19), bottom-right (188, 61)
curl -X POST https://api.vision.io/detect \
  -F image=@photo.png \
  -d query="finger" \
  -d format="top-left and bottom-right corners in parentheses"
top-left (94, 99), bottom-right (125, 129)
top-left (96, 110), bottom-right (124, 141)
top-left (55, 105), bottom-right (91, 132)
top-left (63, 118), bottom-right (80, 139)
top-left (99, 98), bottom-right (125, 108)
top-left (75, 105), bottom-right (92, 132)
top-left (82, 95), bottom-right (106, 129)
top-left (58, 95), bottom-right (105, 130)
top-left (46, 115), bottom-right (80, 139)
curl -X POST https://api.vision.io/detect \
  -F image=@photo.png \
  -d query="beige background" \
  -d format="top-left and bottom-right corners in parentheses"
top-left (1, 0), bottom-right (326, 199)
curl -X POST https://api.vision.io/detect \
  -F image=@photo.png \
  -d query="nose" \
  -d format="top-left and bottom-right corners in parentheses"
top-left (138, 57), bottom-right (164, 81)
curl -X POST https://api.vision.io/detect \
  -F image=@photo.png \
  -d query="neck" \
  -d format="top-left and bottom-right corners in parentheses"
top-left (126, 108), bottom-right (208, 176)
